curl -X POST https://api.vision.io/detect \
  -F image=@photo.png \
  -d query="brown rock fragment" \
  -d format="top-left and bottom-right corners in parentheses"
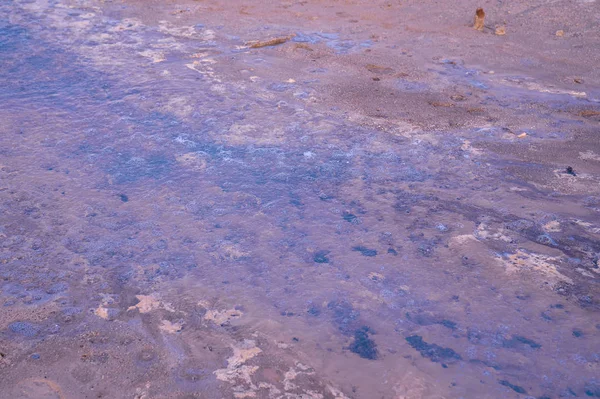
top-left (474, 8), bottom-right (485, 31)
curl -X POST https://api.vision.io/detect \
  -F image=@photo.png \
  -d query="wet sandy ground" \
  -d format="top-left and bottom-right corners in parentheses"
top-left (1, 0), bottom-right (600, 398)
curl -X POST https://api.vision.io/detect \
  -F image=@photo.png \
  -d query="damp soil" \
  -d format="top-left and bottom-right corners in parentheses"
top-left (1, 0), bottom-right (600, 398)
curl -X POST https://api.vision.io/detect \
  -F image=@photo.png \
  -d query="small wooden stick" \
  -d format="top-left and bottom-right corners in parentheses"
top-left (248, 35), bottom-right (293, 49)
top-left (474, 8), bottom-right (485, 31)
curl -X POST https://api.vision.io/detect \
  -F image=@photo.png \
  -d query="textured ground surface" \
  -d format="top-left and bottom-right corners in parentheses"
top-left (1, 0), bottom-right (600, 398)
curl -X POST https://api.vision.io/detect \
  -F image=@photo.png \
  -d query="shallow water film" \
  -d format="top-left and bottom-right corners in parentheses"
top-left (1, 0), bottom-right (600, 398)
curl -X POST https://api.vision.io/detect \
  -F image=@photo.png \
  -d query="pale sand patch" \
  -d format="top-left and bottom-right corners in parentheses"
top-left (128, 294), bottom-right (175, 313)
top-left (579, 150), bottom-right (600, 161)
top-left (94, 307), bottom-right (110, 320)
top-left (137, 49), bottom-right (166, 63)
top-left (368, 272), bottom-right (385, 281)
top-left (176, 153), bottom-right (207, 170)
top-left (211, 243), bottom-right (250, 260)
top-left (461, 140), bottom-right (484, 155)
top-left (572, 219), bottom-right (600, 234)
top-left (204, 308), bottom-right (243, 325)
top-left (543, 220), bottom-right (561, 232)
top-left (214, 340), bottom-right (262, 393)
top-left (498, 250), bottom-right (573, 284)
top-left (474, 223), bottom-right (513, 242)
top-left (14, 378), bottom-right (65, 399)
top-left (159, 320), bottom-right (183, 333)
top-left (449, 234), bottom-right (477, 247)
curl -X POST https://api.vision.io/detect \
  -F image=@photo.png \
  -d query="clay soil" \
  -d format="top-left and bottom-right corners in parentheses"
top-left (1, 0), bottom-right (600, 398)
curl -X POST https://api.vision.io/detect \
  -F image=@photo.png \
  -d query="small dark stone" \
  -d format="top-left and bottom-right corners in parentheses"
top-left (418, 243), bottom-right (435, 257)
top-left (536, 233), bottom-right (557, 246)
top-left (319, 193), bottom-right (333, 201)
top-left (585, 385), bottom-right (600, 397)
top-left (558, 387), bottom-right (578, 397)
top-left (467, 329), bottom-right (481, 344)
top-left (541, 311), bottom-right (553, 321)
top-left (292, 337), bottom-right (299, 342)
top-left (343, 212), bottom-right (359, 223)
top-left (352, 246), bottom-right (377, 257)
top-left (440, 320), bottom-right (457, 330)
top-left (406, 313), bottom-right (457, 330)
top-left (307, 305), bottom-right (321, 317)
top-left (31, 353), bottom-right (40, 360)
top-left (573, 329), bottom-right (583, 338)
top-left (8, 322), bottom-right (39, 337)
top-left (313, 251), bottom-right (330, 263)
top-left (46, 282), bottom-right (67, 295)
top-left (503, 335), bottom-right (541, 350)
top-left (498, 380), bottom-right (527, 394)
top-left (119, 194), bottom-right (129, 202)
top-left (566, 166), bottom-right (576, 176)
top-left (387, 248), bottom-right (398, 255)
top-left (405, 335), bottom-right (462, 363)
top-left (349, 326), bottom-right (378, 360)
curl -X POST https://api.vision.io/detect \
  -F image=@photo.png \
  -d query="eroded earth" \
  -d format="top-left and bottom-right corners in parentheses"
top-left (1, 0), bottom-right (600, 398)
